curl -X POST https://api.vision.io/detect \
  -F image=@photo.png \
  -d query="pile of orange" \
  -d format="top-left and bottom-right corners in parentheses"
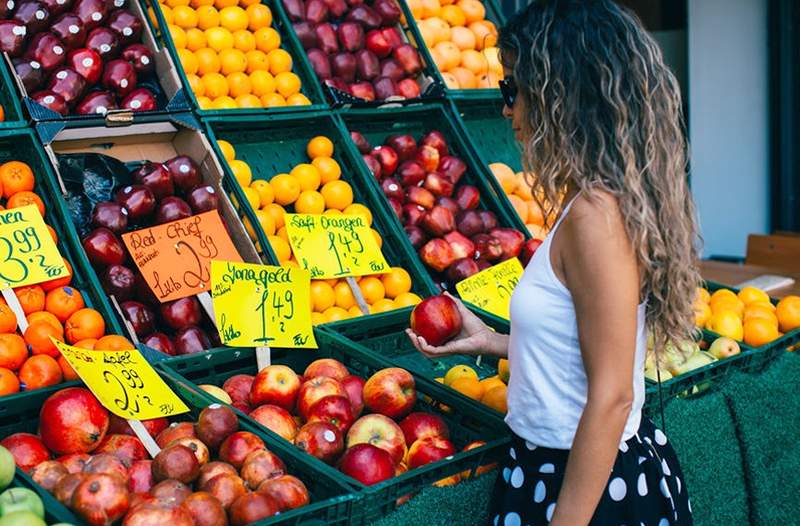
top-left (490, 162), bottom-right (548, 240)
top-left (218, 136), bottom-right (423, 324)
top-left (695, 286), bottom-right (800, 347)
top-left (0, 104), bottom-right (4, 122)
top-left (160, 0), bottom-right (311, 109)
top-left (405, 0), bottom-right (501, 89)
top-left (0, 161), bottom-right (133, 397)
top-left (438, 361), bottom-right (509, 414)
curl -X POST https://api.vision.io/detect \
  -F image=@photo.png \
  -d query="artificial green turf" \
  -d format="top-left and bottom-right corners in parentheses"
top-left (374, 471), bottom-right (498, 526)
top-left (721, 352), bottom-right (800, 525)
top-left (662, 390), bottom-right (750, 526)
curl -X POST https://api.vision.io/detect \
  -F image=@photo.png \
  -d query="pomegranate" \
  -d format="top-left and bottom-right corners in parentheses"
top-left (39, 387), bottom-right (109, 455)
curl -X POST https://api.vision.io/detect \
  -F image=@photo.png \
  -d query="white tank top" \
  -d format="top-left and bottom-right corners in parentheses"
top-left (505, 196), bottom-right (647, 449)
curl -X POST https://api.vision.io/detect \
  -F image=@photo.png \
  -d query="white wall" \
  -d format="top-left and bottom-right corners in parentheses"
top-left (688, 0), bottom-right (770, 257)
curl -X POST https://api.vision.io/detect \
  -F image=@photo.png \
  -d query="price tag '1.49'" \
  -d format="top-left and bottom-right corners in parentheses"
top-left (54, 339), bottom-right (190, 420)
top-left (0, 204), bottom-right (67, 289)
top-left (455, 257), bottom-right (524, 320)
top-left (210, 260), bottom-right (316, 349)
top-left (285, 213), bottom-right (389, 279)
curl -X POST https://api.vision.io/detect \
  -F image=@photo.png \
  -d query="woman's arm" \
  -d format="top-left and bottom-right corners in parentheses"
top-left (548, 192), bottom-right (640, 526)
top-left (406, 293), bottom-right (510, 358)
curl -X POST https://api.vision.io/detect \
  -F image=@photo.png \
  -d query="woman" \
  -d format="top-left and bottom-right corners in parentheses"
top-left (406, 1), bottom-right (699, 524)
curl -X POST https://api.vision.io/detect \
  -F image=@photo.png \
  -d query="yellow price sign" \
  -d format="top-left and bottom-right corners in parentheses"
top-left (210, 260), bottom-right (317, 349)
top-left (54, 339), bottom-right (190, 420)
top-left (455, 258), bottom-right (523, 320)
top-left (285, 213), bottom-right (389, 279)
top-left (0, 205), bottom-right (67, 289)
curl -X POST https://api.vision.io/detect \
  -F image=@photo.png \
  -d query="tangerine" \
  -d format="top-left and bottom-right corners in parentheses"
top-left (201, 72), bottom-right (229, 98)
top-left (211, 95), bottom-right (238, 109)
top-left (27, 311), bottom-right (62, 331)
top-left (196, 5), bottom-right (220, 29)
top-left (15, 285), bottom-right (45, 315)
top-left (245, 50), bottom-right (270, 73)
top-left (359, 276), bottom-right (385, 303)
top-left (94, 335), bottom-right (135, 351)
top-left (290, 164), bottom-right (321, 191)
top-left (311, 312), bottom-right (325, 325)
top-left (421, 0), bottom-right (441, 18)
top-left (286, 93), bottom-right (310, 106)
top-left (261, 93), bottom-right (286, 107)
top-left (57, 355), bottom-right (79, 381)
top-left (433, 41), bottom-right (461, 71)
top-left (275, 71), bottom-right (301, 97)
top-left (24, 321), bottom-right (64, 357)
top-left (381, 267), bottom-right (412, 298)
top-left (738, 286), bottom-right (770, 306)
top-left (458, 0), bottom-right (485, 23)
top-left (0, 305), bottom-right (16, 333)
top-left (312, 157), bottom-right (341, 184)
top-left (322, 306), bottom-right (350, 323)
top-left (320, 180), bottom-right (353, 210)
top-left (172, 5), bottom-right (198, 28)
top-left (249, 179), bottom-right (273, 207)
top-left (219, 6), bottom-right (248, 31)
top-left (743, 305), bottom-right (778, 328)
top-left (481, 385), bottom-right (507, 413)
top-left (450, 66), bottom-right (476, 88)
top-left (194, 47), bottom-right (221, 75)
top-left (450, 377), bottom-right (484, 401)
top-left (7, 191), bottom-right (45, 216)
top-left (185, 28), bottom-right (207, 50)
top-left (469, 21), bottom-right (496, 50)
top-left (241, 187), bottom-right (260, 209)
top-left (177, 48), bottom-right (199, 74)
top-left (72, 339), bottom-right (97, 350)
top-left (65, 308), bottom-right (106, 344)
top-left (169, 24), bottom-right (187, 49)
top-left (19, 354), bottom-right (62, 390)
top-left (711, 297), bottom-right (745, 319)
top-left (440, 5), bottom-right (466, 26)
top-left (187, 73), bottom-right (205, 95)
top-left (45, 286), bottom-right (85, 323)
top-left (219, 48), bottom-right (247, 74)
top-left (264, 203), bottom-right (286, 229)
top-left (205, 26), bottom-right (234, 51)
top-left (307, 136), bottom-right (334, 159)
top-left (0, 367), bottom-right (19, 395)
top-left (256, 209), bottom-right (278, 237)
top-left (369, 298), bottom-right (395, 314)
top-left (0, 334), bottom-right (27, 371)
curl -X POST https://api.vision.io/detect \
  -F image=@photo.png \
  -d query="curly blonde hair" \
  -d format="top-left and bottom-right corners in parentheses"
top-left (499, 0), bottom-right (702, 348)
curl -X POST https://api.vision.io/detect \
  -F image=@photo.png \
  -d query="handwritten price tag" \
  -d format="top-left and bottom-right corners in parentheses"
top-left (0, 205), bottom-right (67, 289)
top-left (285, 213), bottom-right (389, 279)
top-left (54, 339), bottom-right (190, 420)
top-left (122, 211), bottom-right (243, 303)
top-left (210, 260), bottom-right (316, 349)
top-left (455, 258), bottom-right (523, 320)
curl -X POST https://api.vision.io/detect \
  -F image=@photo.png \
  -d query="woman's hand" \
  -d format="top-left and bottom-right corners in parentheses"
top-left (405, 293), bottom-right (506, 358)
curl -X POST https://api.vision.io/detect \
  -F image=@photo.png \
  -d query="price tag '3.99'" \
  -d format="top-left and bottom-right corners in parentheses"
top-left (210, 260), bottom-right (316, 349)
top-left (122, 211), bottom-right (243, 303)
top-left (0, 205), bottom-right (67, 289)
top-left (54, 339), bottom-right (190, 420)
top-left (455, 257), bottom-right (524, 320)
top-left (285, 213), bottom-right (389, 279)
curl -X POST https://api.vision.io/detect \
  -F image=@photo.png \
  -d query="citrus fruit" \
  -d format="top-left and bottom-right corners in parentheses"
top-left (343, 203), bottom-right (372, 225)
top-left (15, 285), bottom-right (45, 315)
top-left (776, 295), bottom-right (800, 333)
top-left (219, 48), bottom-right (247, 74)
top-left (19, 355), bottom-right (62, 390)
top-left (479, 376), bottom-right (505, 393)
top-left (196, 5), bottom-right (220, 29)
top-left (743, 318), bottom-right (781, 347)
top-left (743, 304), bottom-right (778, 327)
top-left (227, 71), bottom-right (252, 97)
top-left (187, 73), bottom-right (205, 95)
top-left (711, 297), bottom-right (745, 319)
top-left (242, 186), bottom-right (260, 209)
top-left (312, 157), bottom-right (341, 184)
top-left (254, 27), bottom-right (280, 52)
top-left (264, 203), bottom-right (286, 229)
top-left (268, 49), bottom-right (293, 75)
top-left (0, 334), bottom-right (27, 371)
top-left (194, 47), bottom-right (221, 75)
top-left (268, 235), bottom-right (292, 262)
top-left (294, 190), bottom-right (325, 214)
top-left (261, 93), bottom-right (286, 107)
top-left (440, 5), bottom-right (466, 26)
top-left (172, 5), bottom-right (198, 28)
top-left (274, 71), bottom-right (300, 97)
top-left (369, 298), bottom-right (395, 314)
top-left (229, 159), bottom-right (253, 187)
top-left (334, 281), bottom-right (355, 310)
top-left (0, 367), bottom-right (19, 395)
top-left (201, 72), bottom-right (229, 97)
top-left (0, 304), bottom-right (16, 333)
top-left (444, 364), bottom-right (477, 386)
top-left (710, 288), bottom-right (737, 304)
top-left (286, 93), bottom-right (310, 106)
top-left (307, 136), bottom-right (334, 159)
top-left (311, 312), bottom-right (325, 325)
top-left (320, 180), bottom-right (353, 210)
top-left (168, 24), bottom-right (187, 49)
top-left (271, 173), bottom-right (301, 205)
top-left (232, 29), bottom-right (256, 52)
top-left (217, 139), bottom-right (236, 161)
top-left (738, 287), bottom-right (770, 306)
top-left (219, 6), bottom-right (248, 31)
top-left (250, 179), bottom-right (274, 207)
top-left (497, 358), bottom-right (509, 383)
top-left (45, 286), bottom-right (85, 322)
top-left (196, 96), bottom-right (213, 108)
top-left (322, 306), bottom-right (350, 323)
top-left (205, 26), bottom-right (234, 51)
top-left (185, 28), bottom-right (207, 50)
top-left (290, 164), bottom-right (321, 191)
top-left (24, 321), bottom-right (63, 357)
top-left (253, 209), bottom-right (276, 236)
top-left (310, 281), bottom-right (336, 312)
top-left (450, 377), bottom-right (483, 401)
top-left (394, 292), bottom-right (422, 307)
top-left (694, 302), bottom-right (711, 327)
top-left (250, 70), bottom-right (275, 94)
top-left (705, 310), bottom-right (744, 341)
top-left (95, 335), bottom-right (135, 350)
top-left (481, 385), bottom-right (507, 413)
top-left (246, 3), bottom-right (272, 30)
top-left (211, 95), bottom-right (238, 109)
top-left (381, 267), bottom-right (412, 298)
top-left (349, 305), bottom-right (365, 317)
top-left (177, 48), bottom-right (198, 74)
top-left (65, 308), bottom-right (106, 344)
top-left (359, 276), bottom-right (385, 303)
top-left (245, 50), bottom-right (270, 73)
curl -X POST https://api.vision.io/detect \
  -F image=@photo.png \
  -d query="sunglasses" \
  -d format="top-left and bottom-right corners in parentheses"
top-left (499, 76), bottom-right (517, 108)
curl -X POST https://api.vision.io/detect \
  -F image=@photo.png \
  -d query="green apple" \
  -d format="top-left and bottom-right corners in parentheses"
top-left (0, 447), bottom-right (14, 492)
top-left (645, 367), bottom-right (673, 383)
top-left (0, 488), bottom-right (43, 518)
top-left (708, 337), bottom-right (741, 359)
top-left (0, 511), bottom-right (46, 526)
top-left (50, 523), bottom-right (76, 526)
top-left (670, 350), bottom-right (716, 377)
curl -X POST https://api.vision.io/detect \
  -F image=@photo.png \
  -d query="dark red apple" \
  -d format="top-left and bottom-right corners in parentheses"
top-left (372, 0), bottom-right (400, 25)
top-left (0, 433), bottom-right (50, 472)
top-left (345, 4), bottom-right (380, 28)
top-left (31, 90), bottom-right (68, 115)
top-left (337, 443), bottom-right (394, 485)
top-left (423, 172), bottom-right (454, 197)
top-left (490, 227), bottom-right (525, 260)
top-left (355, 48), bottom-right (379, 80)
top-left (421, 130), bottom-right (449, 157)
top-left (407, 435), bottom-right (456, 469)
top-left (397, 78), bottom-right (421, 99)
top-left (102, 58), bottom-right (136, 96)
top-left (52, 13), bottom-right (86, 49)
top-left (444, 230), bottom-right (475, 259)
top-left (307, 48), bottom-right (331, 79)
top-left (164, 155), bottom-right (200, 193)
top-left (416, 145), bottom-right (440, 172)
top-left (337, 21), bottom-right (363, 52)
top-left (306, 394), bottom-right (354, 434)
top-left (142, 332), bottom-right (175, 355)
top-left (386, 135), bottom-right (416, 162)
top-left (85, 27), bottom-right (120, 60)
top-left (404, 225), bottom-right (427, 249)
top-left (132, 162), bottom-right (173, 199)
top-left (47, 66), bottom-right (87, 106)
top-left (115, 184), bottom-right (155, 220)
top-left (453, 209), bottom-right (483, 237)
top-left (454, 185), bottom-right (480, 210)
top-left (373, 76), bottom-right (397, 99)
top-left (292, 21), bottom-right (316, 48)
top-left (218, 431), bottom-right (265, 470)
top-left (121, 87), bottom-right (156, 111)
top-left (26, 32), bottom-right (67, 71)
top-left (410, 295), bottom-right (462, 345)
top-left (397, 160), bottom-right (425, 187)
top-left (340, 374), bottom-right (365, 417)
top-left (223, 374), bottom-right (254, 406)
top-left (365, 29), bottom-right (390, 59)
top-left (387, 196), bottom-right (402, 219)
top-left (437, 155), bottom-right (466, 184)
top-left (392, 43), bottom-right (421, 75)
top-left (519, 238), bottom-right (543, 266)
top-left (362, 154), bottom-right (382, 179)
top-left (13, 1), bottom-right (50, 35)
top-left (13, 58), bottom-right (44, 92)
top-left (229, 492), bottom-right (280, 526)
top-left (446, 257), bottom-right (479, 282)
top-left (0, 20), bottom-right (26, 57)
top-left (350, 131), bottom-right (371, 153)
top-left (435, 195), bottom-right (459, 216)
top-left (282, 0), bottom-right (304, 22)
top-left (406, 186), bottom-right (434, 210)
top-left (372, 145), bottom-right (398, 176)
top-left (154, 196), bottom-right (192, 224)
top-left (331, 52), bottom-right (356, 83)
top-left (321, 0), bottom-right (346, 17)
top-left (478, 209), bottom-right (498, 231)
top-left (473, 233), bottom-right (503, 261)
top-left (381, 178), bottom-right (404, 201)
top-left (72, 473), bottom-right (130, 525)
top-left (294, 421), bottom-right (342, 464)
top-left (314, 23), bottom-right (337, 55)
top-left (159, 296), bottom-right (201, 330)
top-left (41, 0), bottom-right (71, 17)
top-left (68, 47), bottom-right (102, 84)
top-left (73, 0), bottom-right (108, 30)
top-left (120, 300), bottom-right (155, 336)
top-left (304, 0), bottom-right (327, 24)
top-left (403, 203), bottom-right (426, 226)
top-left (186, 185), bottom-right (219, 213)
top-left (419, 238), bottom-right (455, 272)
top-left (420, 205), bottom-right (455, 237)
top-left (379, 58), bottom-right (403, 81)
top-left (100, 262), bottom-right (135, 299)
top-left (83, 227), bottom-right (126, 267)
top-left (107, 9), bottom-right (141, 45)
top-left (76, 90), bottom-right (117, 115)
top-left (174, 326), bottom-right (212, 354)
top-left (323, 77), bottom-right (348, 94)
top-left (349, 81), bottom-right (375, 101)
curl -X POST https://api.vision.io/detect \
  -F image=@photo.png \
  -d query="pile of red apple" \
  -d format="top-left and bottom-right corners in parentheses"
top-left (217, 358), bottom-right (485, 486)
top-left (0, 0), bottom-right (159, 115)
top-left (350, 129), bottom-right (537, 287)
top-left (80, 155), bottom-right (223, 355)
top-left (287, 0), bottom-right (426, 101)
top-left (0, 387), bottom-right (313, 525)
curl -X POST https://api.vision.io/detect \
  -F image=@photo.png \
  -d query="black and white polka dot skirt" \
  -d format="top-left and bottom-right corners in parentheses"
top-left (489, 418), bottom-right (693, 525)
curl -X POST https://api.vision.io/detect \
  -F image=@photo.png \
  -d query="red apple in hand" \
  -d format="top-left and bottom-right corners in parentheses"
top-left (406, 435), bottom-right (456, 469)
top-left (294, 422), bottom-right (343, 464)
top-left (341, 374), bottom-right (365, 417)
top-left (250, 364), bottom-right (301, 411)
top-left (337, 443), bottom-right (394, 486)
top-left (362, 368), bottom-right (417, 420)
top-left (304, 358), bottom-right (349, 381)
top-left (410, 295), bottom-right (462, 346)
top-left (297, 376), bottom-right (346, 419)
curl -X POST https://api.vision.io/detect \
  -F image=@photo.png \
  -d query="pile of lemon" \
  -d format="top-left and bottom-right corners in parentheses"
top-left (696, 286), bottom-right (800, 347)
top-left (160, 0), bottom-right (311, 109)
top-left (217, 136), bottom-right (423, 324)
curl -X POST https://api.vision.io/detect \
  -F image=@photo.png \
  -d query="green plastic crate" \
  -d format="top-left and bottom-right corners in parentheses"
top-left (0, 373), bottom-right (357, 526)
top-left (336, 103), bottom-right (529, 291)
top-left (397, 0), bottom-right (506, 101)
top-left (203, 110), bottom-right (440, 308)
top-left (0, 128), bottom-right (126, 336)
top-left (0, 60), bottom-right (25, 129)
top-left (158, 329), bottom-right (511, 524)
top-left (146, 0), bottom-right (327, 116)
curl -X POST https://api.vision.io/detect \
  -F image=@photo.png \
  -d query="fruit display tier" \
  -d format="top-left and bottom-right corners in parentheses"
top-left (1, 0), bottom-right (189, 120)
top-left (338, 103), bottom-right (529, 292)
top-left (158, 329), bottom-right (511, 524)
top-left (0, 60), bottom-right (25, 128)
top-left (48, 120), bottom-right (262, 356)
top-left (282, 0), bottom-right (444, 105)
top-left (204, 111), bottom-right (440, 322)
top-left (148, 0), bottom-right (326, 114)
top-left (0, 374), bottom-right (357, 525)
top-left (398, 0), bottom-right (505, 97)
